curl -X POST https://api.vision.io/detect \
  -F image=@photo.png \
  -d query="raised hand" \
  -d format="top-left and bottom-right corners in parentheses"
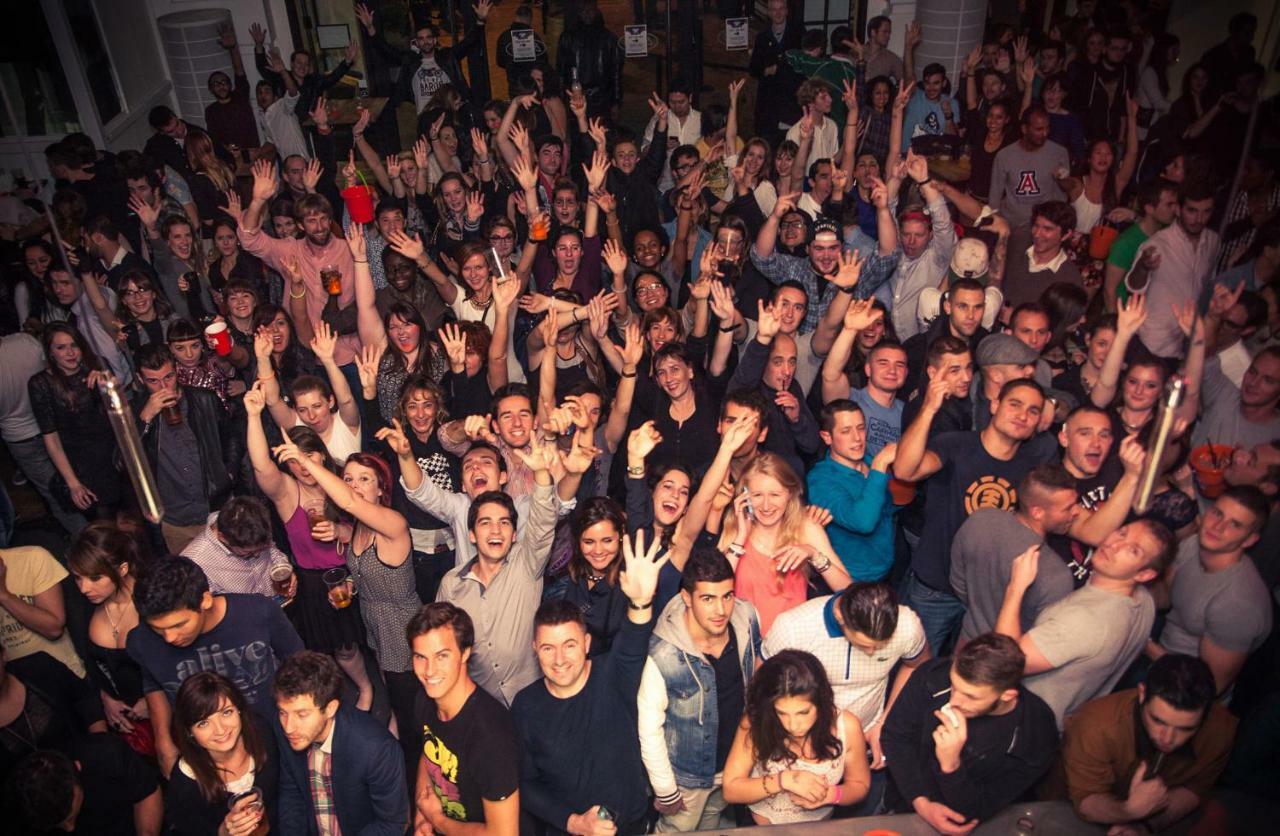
top-left (772, 191), bottom-right (800, 219)
top-left (251, 159), bottom-right (277, 202)
top-left (647, 92), bottom-right (669, 123)
top-left (583, 148), bottom-right (611, 190)
top-left (341, 149), bottom-right (358, 184)
top-left (720, 411), bottom-right (760, 455)
top-left (253, 327), bottom-right (274, 360)
top-left (310, 96), bottom-right (331, 133)
top-left (539, 300), bottom-right (560, 346)
top-left (129, 194), bottom-right (160, 230)
top-left (894, 81), bottom-right (917, 113)
top-left (906, 20), bottom-right (922, 49)
top-left (628, 421), bottom-right (664, 462)
top-left (412, 136), bottom-right (429, 169)
top-left (1208, 281), bottom-right (1245, 319)
top-left (346, 222), bottom-right (367, 260)
top-left (385, 229), bottom-right (424, 262)
top-left (266, 46), bottom-right (287, 74)
top-left (1116, 292), bottom-right (1147, 335)
top-left (464, 413), bottom-right (499, 445)
top-left (310, 320), bottom-right (337, 363)
top-left (302, 158), bottom-right (323, 191)
top-left (465, 190), bottom-right (485, 224)
top-left (513, 438), bottom-right (558, 474)
top-left (905, 148), bottom-right (929, 183)
top-left (439, 322), bottom-right (467, 371)
top-left (964, 44), bottom-right (982, 74)
top-left (217, 23), bottom-right (237, 50)
top-left (559, 427), bottom-right (602, 475)
top-left (470, 127), bottom-right (489, 161)
top-left (841, 78), bottom-right (859, 112)
top-left (244, 381), bottom-right (266, 415)
top-left (493, 271), bottom-right (520, 308)
top-left (590, 188), bottom-right (616, 215)
top-left (602, 238), bottom-right (628, 276)
top-left (569, 89), bottom-right (587, 121)
top-left (354, 3), bottom-right (375, 32)
top-left (249, 22), bottom-right (267, 46)
top-left (871, 442), bottom-right (897, 473)
top-left (375, 419), bottom-right (413, 458)
top-left (385, 154), bottom-right (402, 180)
top-left (1009, 544), bottom-right (1040, 592)
top-left (351, 106), bottom-right (370, 137)
top-left (709, 281), bottom-right (736, 322)
top-left (1020, 55), bottom-right (1037, 87)
top-left (355, 341), bottom-right (385, 394)
top-left (831, 248), bottom-right (865, 291)
top-left (756, 300), bottom-right (783, 342)
top-left (510, 155), bottom-right (538, 191)
top-left (619, 529), bottom-right (669, 607)
top-left (587, 117), bottom-right (608, 149)
top-left (619, 321), bottom-right (644, 369)
top-left (473, 0), bottom-right (493, 22)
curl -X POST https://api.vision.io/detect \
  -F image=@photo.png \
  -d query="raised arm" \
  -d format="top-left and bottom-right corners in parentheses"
top-left (753, 190), bottom-right (799, 262)
top-left (892, 374), bottom-right (946, 482)
top-left (1115, 94), bottom-right (1140, 197)
top-left (667, 414), bottom-right (763, 568)
top-left (604, 323), bottom-right (644, 454)
top-left (243, 383), bottom-right (289, 501)
top-left (310, 320), bottom-right (361, 431)
top-left (886, 81), bottom-right (914, 177)
top-left (821, 298), bottom-right (875, 404)
top-left (277, 439), bottom-right (408, 539)
top-left (1092, 293), bottom-right (1146, 408)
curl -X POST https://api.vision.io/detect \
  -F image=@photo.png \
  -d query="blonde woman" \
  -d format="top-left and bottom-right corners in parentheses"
top-left (719, 453), bottom-right (851, 634)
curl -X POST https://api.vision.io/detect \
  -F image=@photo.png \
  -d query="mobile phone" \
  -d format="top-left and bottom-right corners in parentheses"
top-left (741, 486), bottom-right (754, 519)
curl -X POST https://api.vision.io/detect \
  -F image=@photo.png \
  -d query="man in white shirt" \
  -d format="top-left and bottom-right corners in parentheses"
top-left (255, 80), bottom-right (308, 161)
top-left (785, 80), bottom-right (839, 170)
top-left (1138, 182), bottom-right (1221, 359)
top-left (644, 81), bottom-right (702, 192)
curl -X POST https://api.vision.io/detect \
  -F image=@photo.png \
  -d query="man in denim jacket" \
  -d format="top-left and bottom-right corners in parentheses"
top-left (638, 550), bottom-right (762, 830)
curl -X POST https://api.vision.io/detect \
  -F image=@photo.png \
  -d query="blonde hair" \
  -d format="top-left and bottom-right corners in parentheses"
top-left (718, 453), bottom-right (806, 552)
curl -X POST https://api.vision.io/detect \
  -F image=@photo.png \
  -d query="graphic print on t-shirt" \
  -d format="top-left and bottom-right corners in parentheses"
top-left (963, 475), bottom-right (1017, 514)
top-left (1015, 170), bottom-right (1042, 196)
top-left (422, 721), bottom-right (467, 821)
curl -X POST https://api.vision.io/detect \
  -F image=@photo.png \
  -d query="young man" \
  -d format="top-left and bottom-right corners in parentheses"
top-left (995, 517), bottom-right (1176, 728)
top-left (899, 335), bottom-right (975, 436)
top-left (408, 603), bottom-right (520, 834)
top-left (766, 583), bottom-right (929, 780)
top-left (901, 277), bottom-right (989, 402)
top-left (1071, 30), bottom-right (1136, 143)
top-left (433, 444), bottom-right (559, 707)
top-left (1104, 178), bottom-right (1178, 309)
top-left (274, 651), bottom-right (409, 835)
top-left (1148, 487), bottom-right (1273, 696)
top-left (1001, 200), bottom-right (1085, 308)
top-left (253, 61), bottom-right (308, 161)
top-left (862, 15), bottom-right (904, 84)
top-left (894, 377), bottom-right (1059, 655)
top-left (880, 633), bottom-right (1059, 832)
top-left (989, 106), bottom-right (1070, 230)
top-left (970, 332), bottom-right (1042, 430)
top-left (1137, 181), bottom-right (1220, 360)
top-left (644, 80), bottom-right (702, 193)
top-left (1049, 404), bottom-right (1124, 583)
top-left (4, 742), bottom-right (162, 836)
top-left (204, 24), bottom-right (259, 153)
top-left (181, 495), bottom-right (295, 598)
top-left (1192, 345), bottom-right (1280, 451)
top-left (512, 532), bottom-right (666, 836)
top-left (748, 0), bottom-right (803, 144)
top-left (438, 385), bottom-right (540, 499)
top-left (786, 81), bottom-right (839, 169)
top-left (638, 550), bottom-right (761, 831)
top-left (1045, 654), bottom-right (1237, 833)
top-left (134, 344), bottom-right (240, 554)
top-left (880, 151), bottom-right (956, 341)
top-left (126, 555), bottom-right (304, 776)
top-left (900, 60), bottom-right (962, 152)
top-left (808, 400), bottom-right (899, 580)
top-left (83, 214), bottom-right (155, 290)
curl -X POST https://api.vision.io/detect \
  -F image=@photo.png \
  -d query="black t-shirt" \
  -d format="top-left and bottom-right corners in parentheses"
top-left (708, 630), bottom-right (743, 770)
top-left (52, 734), bottom-right (157, 836)
top-left (911, 430), bottom-right (1059, 591)
top-left (1046, 457), bottom-right (1123, 588)
top-left (414, 684), bottom-right (520, 824)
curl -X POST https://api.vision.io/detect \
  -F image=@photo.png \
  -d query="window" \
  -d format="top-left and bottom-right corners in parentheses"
top-left (0, 5), bottom-right (79, 136)
top-left (63, 0), bottom-right (122, 124)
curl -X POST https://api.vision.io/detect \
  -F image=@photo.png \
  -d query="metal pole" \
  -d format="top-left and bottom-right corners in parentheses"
top-left (665, 0), bottom-right (673, 96)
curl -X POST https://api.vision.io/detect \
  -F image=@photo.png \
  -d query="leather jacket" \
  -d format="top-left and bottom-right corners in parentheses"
top-left (555, 22), bottom-right (623, 115)
top-left (135, 385), bottom-right (240, 511)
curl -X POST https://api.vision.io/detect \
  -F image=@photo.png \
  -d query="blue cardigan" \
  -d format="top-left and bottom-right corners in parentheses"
top-left (275, 705), bottom-right (409, 836)
top-left (807, 454), bottom-right (896, 581)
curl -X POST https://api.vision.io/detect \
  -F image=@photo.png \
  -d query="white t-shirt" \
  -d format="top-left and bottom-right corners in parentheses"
top-left (413, 56), bottom-right (449, 112)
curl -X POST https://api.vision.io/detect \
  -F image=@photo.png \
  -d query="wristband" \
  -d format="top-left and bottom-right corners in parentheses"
top-left (626, 464), bottom-right (645, 477)
top-left (288, 286), bottom-right (307, 299)
top-left (620, 370), bottom-right (637, 378)
top-left (719, 323), bottom-right (738, 332)
top-left (838, 284), bottom-right (857, 295)
top-left (572, 309), bottom-right (581, 323)
top-left (812, 555), bottom-right (833, 573)
top-left (353, 259), bottom-right (368, 263)
top-left (627, 599), bottom-right (653, 610)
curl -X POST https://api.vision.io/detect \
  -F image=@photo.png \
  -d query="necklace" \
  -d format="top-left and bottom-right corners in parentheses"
top-left (104, 601), bottom-right (130, 644)
top-left (585, 570), bottom-right (606, 584)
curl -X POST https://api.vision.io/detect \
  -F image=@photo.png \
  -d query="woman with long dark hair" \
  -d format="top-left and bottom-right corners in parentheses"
top-left (251, 303), bottom-right (319, 394)
top-left (965, 99), bottom-right (1017, 203)
top-left (115, 270), bottom-right (178, 353)
top-left (274, 441), bottom-right (418, 755)
top-left (544, 497), bottom-right (628, 656)
top-left (1137, 34), bottom-right (1180, 140)
top-left (723, 650), bottom-right (870, 823)
top-left (1056, 102), bottom-right (1140, 234)
top-left (166, 672), bottom-right (279, 836)
top-left (207, 218), bottom-right (268, 300)
top-left (27, 323), bottom-right (121, 518)
top-left (66, 522), bottom-right (152, 753)
top-left (244, 385), bottom-right (372, 709)
top-left (16, 238), bottom-right (69, 330)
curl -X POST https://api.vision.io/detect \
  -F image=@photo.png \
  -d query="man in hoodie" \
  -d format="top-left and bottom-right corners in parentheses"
top-left (880, 633), bottom-right (1059, 832)
top-left (1070, 29), bottom-right (1136, 143)
top-left (638, 550), bottom-right (762, 831)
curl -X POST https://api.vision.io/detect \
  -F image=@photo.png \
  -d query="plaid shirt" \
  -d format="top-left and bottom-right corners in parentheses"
top-left (308, 721), bottom-right (342, 836)
top-left (750, 238), bottom-right (899, 334)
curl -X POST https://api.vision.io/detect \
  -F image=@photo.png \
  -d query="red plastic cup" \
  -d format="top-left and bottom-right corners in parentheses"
top-left (341, 184), bottom-right (375, 223)
top-left (1190, 444), bottom-right (1234, 499)
top-left (204, 321), bottom-right (232, 356)
top-left (1089, 223), bottom-right (1119, 260)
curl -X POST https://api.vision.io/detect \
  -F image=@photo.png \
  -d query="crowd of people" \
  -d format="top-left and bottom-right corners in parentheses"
top-left (0, 0), bottom-right (1278, 834)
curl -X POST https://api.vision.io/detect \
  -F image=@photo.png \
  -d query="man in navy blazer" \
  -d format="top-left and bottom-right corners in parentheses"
top-left (273, 651), bottom-right (409, 836)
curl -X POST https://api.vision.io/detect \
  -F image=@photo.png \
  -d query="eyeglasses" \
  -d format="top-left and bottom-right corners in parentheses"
top-left (489, 233), bottom-right (514, 243)
top-left (636, 283), bottom-right (665, 294)
top-left (121, 288), bottom-right (153, 298)
top-left (780, 221), bottom-right (806, 231)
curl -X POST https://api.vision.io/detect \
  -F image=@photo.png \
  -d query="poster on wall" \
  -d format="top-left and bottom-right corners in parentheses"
top-left (511, 29), bottom-right (537, 62)
top-left (624, 25), bottom-right (648, 58)
top-left (726, 18), bottom-right (749, 51)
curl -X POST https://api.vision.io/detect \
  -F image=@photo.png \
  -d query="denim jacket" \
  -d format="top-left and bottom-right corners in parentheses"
top-left (637, 596), bottom-right (762, 796)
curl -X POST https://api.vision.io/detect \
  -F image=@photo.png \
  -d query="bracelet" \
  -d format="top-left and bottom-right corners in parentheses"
top-left (718, 323), bottom-right (738, 332)
top-left (626, 464), bottom-right (645, 477)
top-left (620, 370), bottom-right (637, 378)
top-left (571, 309), bottom-right (581, 323)
top-left (812, 555), bottom-right (833, 573)
top-left (288, 286), bottom-right (307, 299)
top-left (476, 157), bottom-right (491, 165)
top-left (726, 542), bottom-right (746, 557)
top-left (353, 259), bottom-right (368, 263)
top-left (833, 785), bottom-right (843, 805)
top-left (258, 372), bottom-right (276, 380)
top-left (627, 599), bottom-right (653, 611)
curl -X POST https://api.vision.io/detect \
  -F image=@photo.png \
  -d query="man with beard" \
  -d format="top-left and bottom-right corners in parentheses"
top-left (274, 651), bottom-right (409, 834)
top-left (997, 515), bottom-right (1175, 729)
top-left (752, 204), bottom-right (898, 336)
top-left (407, 603), bottom-right (520, 832)
top-left (122, 159), bottom-right (191, 260)
top-left (204, 25), bottom-right (259, 153)
top-left (638, 550), bottom-right (761, 831)
top-left (990, 106), bottom-right (1069, 230)
top-left (894, 378), bottom-right (1059, 656)
top-left (432, 441), bottom-right (559, 706)
top-left (1192, 345), bottom-right (1280, 452)
top-left (512, 531), bottom-right (667, 836)
top-left (237, 160), bottom-right (360, 370)
top-left (1070, 29), bottom-right (1136, 143)
top-left (1137, 182), bottom-right (1220, 360)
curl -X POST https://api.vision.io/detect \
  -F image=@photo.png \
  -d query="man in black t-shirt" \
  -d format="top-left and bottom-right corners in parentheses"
top-left (1052, 404), bottom-right (1125, 585)
top-left (408, 602), bottom-right (520, 833)
top-left (894, 378), bottom-right (1059, 657)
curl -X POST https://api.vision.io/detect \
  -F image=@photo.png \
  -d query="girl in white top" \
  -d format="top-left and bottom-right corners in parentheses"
top-left (260, 319), bottom-right (362, 466)
top-left (723, 650), bottom-right (871, 824)
top-left (1136, 34), bottom-right (1180, 141)
top-left (1056, 99), bottom-right (1141, 235)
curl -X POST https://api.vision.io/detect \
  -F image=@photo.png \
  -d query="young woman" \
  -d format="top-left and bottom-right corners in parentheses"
top-left (274, 441), bottom-right (418, 752)
top-left (114, 270), bottom-right (178, 354)
top-left (543, 497), bottom-right (629, 656)
top-left (719, 453), bottom-right (851, 635)
top-left (168, 318), bottom-right (239, 405)
top-left (206, 219), bottom-right (267, 300)
top-left (859, 77), bottom-right (896, 168)
top-left (1057, 101), bottom-right (1140, 233)
top-left (166, 672), bottom-right (279, 836)
top-left (66, 522), bottom-right (151, 752)
top-left (437, 317), bottom-right (512, 421)
top-left (723, 650), bottom-right (870, 823)
top-left (260, 321), bottom-right (362, 466)
top-left (1137, 34), bottom-right (1180, 140)
top-left (1168, 63), bottom-right (1211, 141)
top-left (771, 140), bottom-right (802, 197)
top-left (183, 129), bottom-right (234, 235)
top-left (252, 303), bottom-right (320, 394)
top-left (1039, 282), bottom-right (1091, 373)
top-left (27, 323), bottom-right (121, 518)
top-left (244, 386), bottom-right (371, 709)
top-left (526, 289), bottom-right (609, 399)
top-left (1053, 314), bottom-right (1117, 407)
top-left (965, 99), bottom-right (1016, 203)
top-left (16, 238), bottom-right (68, 330)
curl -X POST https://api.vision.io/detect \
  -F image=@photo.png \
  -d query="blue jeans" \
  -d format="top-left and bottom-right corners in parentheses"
top-left (904, 571), bottom-right (966, 658)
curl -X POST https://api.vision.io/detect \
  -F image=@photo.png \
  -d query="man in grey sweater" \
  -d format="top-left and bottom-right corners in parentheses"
top-left (989, 105), bottom-right (1068, 231)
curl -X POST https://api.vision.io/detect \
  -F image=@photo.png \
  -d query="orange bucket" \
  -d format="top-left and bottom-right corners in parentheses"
top-left (341, 184), bottom-right (375, 224)
top-left (1089, 223), bottom-right (1119, 260)
top-left (888, 477), bottom-right (917, 506)
top-left (1190, 444), bottom-right (1234, 499)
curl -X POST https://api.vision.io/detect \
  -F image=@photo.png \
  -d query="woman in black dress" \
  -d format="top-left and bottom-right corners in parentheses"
top-left (544, 497), bottom-right (628, 656)
top-left (166, 672), bottom-right (279, 836)
top-left (27, 323), bottom-right (122, 519)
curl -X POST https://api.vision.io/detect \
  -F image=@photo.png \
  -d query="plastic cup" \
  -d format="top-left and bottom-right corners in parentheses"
top-left (323, 567), bottom-right (354, 609)
top-left (1089, 223), bottom-right (1119, 260)
top-left (321, 266), bottom-right (342, 296)
top-left (270, 565), bottom-right (294, 597)
top-left (205, 320), bottom-right (232, 356)
top-left (1190, 444), bottom-right (1234, 499)
top-left (530, 214), bottom-right (550, 242)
